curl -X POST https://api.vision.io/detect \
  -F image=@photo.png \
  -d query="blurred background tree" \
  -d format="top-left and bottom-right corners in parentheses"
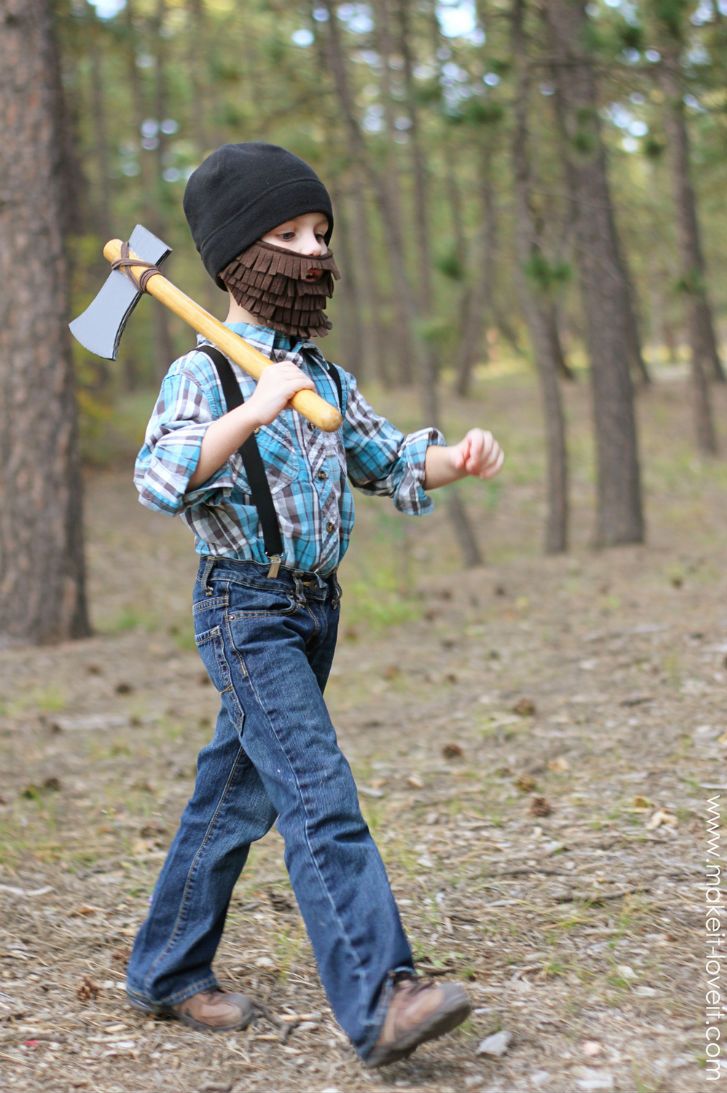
top-left (0, 0), bottom-right (90, 645)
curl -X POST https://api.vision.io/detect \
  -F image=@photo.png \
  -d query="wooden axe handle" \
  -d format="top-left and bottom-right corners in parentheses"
top-left (103, 239), bottom-right (343, 433)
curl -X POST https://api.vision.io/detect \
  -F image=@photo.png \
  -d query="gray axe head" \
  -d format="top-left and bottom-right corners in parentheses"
top-left (69, 224), bottom-right (171, 359)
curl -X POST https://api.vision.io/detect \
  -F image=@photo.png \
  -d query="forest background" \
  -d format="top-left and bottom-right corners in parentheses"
top-left (3, 0), bottom-right (727, 643)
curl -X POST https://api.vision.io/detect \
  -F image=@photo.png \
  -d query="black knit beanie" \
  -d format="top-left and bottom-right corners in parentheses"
top-left (183, 142), bottom-right (334, 289)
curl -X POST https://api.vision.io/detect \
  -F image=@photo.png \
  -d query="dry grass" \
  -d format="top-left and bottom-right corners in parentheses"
top-left (1, 367), bottom-right (725, 1092)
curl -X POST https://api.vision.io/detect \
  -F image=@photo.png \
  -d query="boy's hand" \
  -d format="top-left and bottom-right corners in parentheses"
top-left (452, 428), bottom-right (504, 480)
top-left (248, 362), bottom-right (316, 426)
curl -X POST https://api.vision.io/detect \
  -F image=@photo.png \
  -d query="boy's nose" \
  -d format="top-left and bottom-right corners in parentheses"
top-left (303, 233), bottom-right (324, 257)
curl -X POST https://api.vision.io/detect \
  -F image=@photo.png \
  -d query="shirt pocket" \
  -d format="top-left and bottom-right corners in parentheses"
top-left (320, 427), bottom-right (347, 483)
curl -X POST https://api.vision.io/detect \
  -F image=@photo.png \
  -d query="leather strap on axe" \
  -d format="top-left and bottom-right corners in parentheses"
top-left (110, 241), bottom-right (161, 293)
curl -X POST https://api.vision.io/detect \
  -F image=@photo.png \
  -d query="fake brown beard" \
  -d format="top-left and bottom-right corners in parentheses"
top-left (220, 240), bottom-right (341, 339)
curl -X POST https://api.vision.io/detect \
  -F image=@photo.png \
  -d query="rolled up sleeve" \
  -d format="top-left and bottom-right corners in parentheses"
top-left (134, 369), bottom-right (234, 515)
top-left (343, 374), bottom-right (446, 515)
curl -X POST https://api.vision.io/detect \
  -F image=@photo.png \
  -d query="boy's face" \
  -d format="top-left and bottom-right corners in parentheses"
top-left (261, 212), bottom-right (330, 281)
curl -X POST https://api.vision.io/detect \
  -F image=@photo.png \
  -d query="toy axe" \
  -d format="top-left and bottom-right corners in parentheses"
top-left (69, 224), bottom-right (342, 432)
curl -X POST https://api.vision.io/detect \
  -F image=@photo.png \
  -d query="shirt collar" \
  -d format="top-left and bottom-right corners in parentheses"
top-left (195, 321), bottom-right (318, 356)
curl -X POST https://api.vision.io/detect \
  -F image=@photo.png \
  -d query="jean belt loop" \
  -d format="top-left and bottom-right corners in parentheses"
top-left (200, 556), bottom-right (216, 595)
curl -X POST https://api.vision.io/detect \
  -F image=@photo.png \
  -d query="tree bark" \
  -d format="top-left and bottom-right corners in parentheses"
top-left (543, 0), bottom-right (644, 547)
top-left (0, 0), bottom-right (90, 644)
top-left (511, 0), bottom-right (569, 554)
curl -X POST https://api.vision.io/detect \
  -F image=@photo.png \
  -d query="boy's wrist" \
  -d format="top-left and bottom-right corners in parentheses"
top-left (233, 400), bottom-right (264, 432)
top-left (449, 445), bottom-right (466, 480)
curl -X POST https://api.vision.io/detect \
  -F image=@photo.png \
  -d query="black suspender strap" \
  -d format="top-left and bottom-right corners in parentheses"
top-left (197, 345), bottom-right (284, 577)
top-left (326, 361), bottom-right (343, 411)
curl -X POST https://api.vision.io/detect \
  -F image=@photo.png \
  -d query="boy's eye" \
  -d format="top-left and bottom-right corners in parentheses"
top-left (279, 231), bottom-right (295, 240)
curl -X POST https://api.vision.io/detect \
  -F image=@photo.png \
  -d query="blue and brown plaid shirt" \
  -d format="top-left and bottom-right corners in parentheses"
top-left (134, 321), bottom-right (446, 575)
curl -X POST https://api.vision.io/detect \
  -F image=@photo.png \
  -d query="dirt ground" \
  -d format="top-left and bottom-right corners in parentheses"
top-left (1, 370), bottom-right (726, 1093)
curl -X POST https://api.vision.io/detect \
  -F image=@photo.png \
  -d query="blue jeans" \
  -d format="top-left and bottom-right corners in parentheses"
top-left (126, 557), bottom-right (414, 1058)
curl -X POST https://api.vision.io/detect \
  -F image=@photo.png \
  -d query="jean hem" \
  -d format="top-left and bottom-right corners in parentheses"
top-left (126, 972), bottom-right (219, 1009)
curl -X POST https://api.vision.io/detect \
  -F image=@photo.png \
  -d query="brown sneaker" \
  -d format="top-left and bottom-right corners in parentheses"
top-left (364, 975), bottom-right (471, 1068)
top-left (129, 987), bottom-right (256, 1033)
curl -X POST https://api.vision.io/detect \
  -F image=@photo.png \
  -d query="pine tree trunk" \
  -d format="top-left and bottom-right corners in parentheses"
top-left (310, 9), bottom-right (392, 383)
top-left (543, 0), bottom-right (644, 547)
top-left (349, 171), bottom-right (394, 385)
top-left (0, 0), bottom-right (90, 644)
top-left (122, 0), bottom-right (177, 382)
top-left (454, 146), bottom-right (496, 397)
top-left (396, 0), bottom-right (483, 566)
top-left (322, 0), bottom-right (484, 564)
top-left (150, 0), bottom-right (177, 372)
top-left (52, 0), bottom-right (86, 243)
top-left (512, 0), bottom-right (569, 554)
top-left (369, 0), bottom-right (416, 384)
top-left (319, 0), bottom-right (421, 389)
top-left (661, 48), bottom-right (724, 386)
top-left (660, 46), bottom-right (721, 451)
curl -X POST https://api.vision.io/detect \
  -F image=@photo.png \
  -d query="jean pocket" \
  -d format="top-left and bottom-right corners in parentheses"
top-left (194, 624), bottom-right (234, 694)
top-left (195, 623), bottom-right (246, 734)
top-left (227, 581), bottom-right (298, 619)
top-left (192, 589), bottom-right (229, 617)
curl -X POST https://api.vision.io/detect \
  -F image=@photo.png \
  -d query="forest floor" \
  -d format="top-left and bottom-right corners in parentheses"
top-left (1, 365), bottom-right (726, 1093)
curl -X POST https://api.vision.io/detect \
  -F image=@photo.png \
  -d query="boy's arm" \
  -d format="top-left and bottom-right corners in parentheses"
top-left (135, 353), bottom-right (316, 513)
top-left (341, 372), bottom-right (445, 514)
top-left (424, 429), bottom-right (504, 489)
top-left (188, 361), bottom-right (314, 488)
top-left (340, 370), bottom-right (504, 509)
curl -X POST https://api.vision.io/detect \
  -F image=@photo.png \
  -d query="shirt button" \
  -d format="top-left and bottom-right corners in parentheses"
top-left (326, 520), bottom-right (336, 533)
top-left (317, 470), bottom-right (327, 481)
top-left (307, 422), bottom-right (315, 431)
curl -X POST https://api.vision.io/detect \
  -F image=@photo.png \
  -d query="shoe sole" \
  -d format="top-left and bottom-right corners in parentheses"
top-left (127, 993), bottom-right (255, 1033)
top-left (363, 990), bottom-right (472, 1068)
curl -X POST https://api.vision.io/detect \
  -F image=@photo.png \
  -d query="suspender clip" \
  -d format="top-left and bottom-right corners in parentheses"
top-left (267, 554), bottom-right (282, 579)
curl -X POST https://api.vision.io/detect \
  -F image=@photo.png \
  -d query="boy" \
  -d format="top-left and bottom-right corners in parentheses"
top-left (127, 142), bottom-right (504, 1068)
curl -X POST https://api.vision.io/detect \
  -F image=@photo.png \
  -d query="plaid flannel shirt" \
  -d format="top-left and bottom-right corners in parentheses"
top-left (134, 322), bottom-right (446, 576)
